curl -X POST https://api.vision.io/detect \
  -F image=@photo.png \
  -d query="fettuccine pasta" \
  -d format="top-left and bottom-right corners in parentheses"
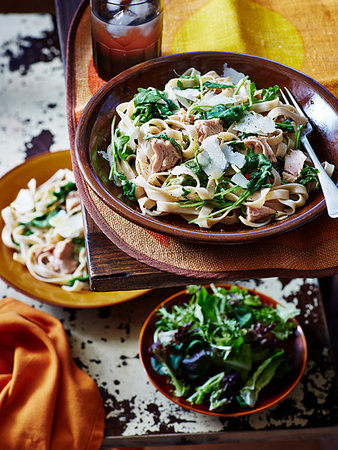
top-left (1, 169), bottom-right (89, 291)
top-left (102, 66), bottom-right (334, 228)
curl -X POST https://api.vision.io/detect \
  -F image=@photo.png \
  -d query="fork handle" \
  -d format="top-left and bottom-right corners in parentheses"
top-left (302, 136), bottom-right (338, 218)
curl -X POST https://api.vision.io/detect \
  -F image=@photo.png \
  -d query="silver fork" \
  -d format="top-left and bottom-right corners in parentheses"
top-left (280, 87), bottom-right (338, 218)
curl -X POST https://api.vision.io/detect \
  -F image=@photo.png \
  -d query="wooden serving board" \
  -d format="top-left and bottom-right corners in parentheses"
top-left (66, 0), bottom-right (337, 293)
top-left (84, 210), bottom-right (232, 292)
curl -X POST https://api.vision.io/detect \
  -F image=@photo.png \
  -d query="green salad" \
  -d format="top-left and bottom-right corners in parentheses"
top-left (149, 284), bottom-right (300, 411)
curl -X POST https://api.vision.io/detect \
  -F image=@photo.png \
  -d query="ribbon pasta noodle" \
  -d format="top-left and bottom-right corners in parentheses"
top-left (1, 169), bottom-right (89, 291)
top-left (103, 67), bottom-right (334, 229)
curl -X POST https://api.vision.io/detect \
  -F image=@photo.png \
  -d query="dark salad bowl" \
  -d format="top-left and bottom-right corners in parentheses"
top-left (139, 284), bottom-right (307, 417)
top-left (75, 51), bottom-right (338, 244)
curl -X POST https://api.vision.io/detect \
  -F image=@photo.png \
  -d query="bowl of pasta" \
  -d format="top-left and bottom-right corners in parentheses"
top-left (75, 52), bottom-right (337, 244)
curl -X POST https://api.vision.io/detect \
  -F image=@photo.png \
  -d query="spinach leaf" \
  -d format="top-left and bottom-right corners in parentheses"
top-left (242, 149), bottom-right (273, 194)
top-left (245, 82), bottom-right (279, 109)
top-left (183, 157), bottom-right (208, 188)
top-left (72, 237), bottom-right (85, 246)
top-left (203, 81), bottom-right (236, 90)
top-left (19, 208), bottom-right (60, 229)
top-left (120, 174), bottom-right (136, 201)
top-left (67, 275), bottom-right (89, 286)
top-left (113, 128), bottom-right (133, 161)
top-left (108, 116), bottom-right (137, 202)
top-left (205, 105), bottom-right (245, 127)
top-left (294, 124), bottom-right (304, 150)
top-left (132, 87), bottom-right (178, 124)
top-left (246, 81), bottom-right (279, 109)
top-left (275, 119), bottom-right (295, 133)
top-left (298, 164), bottom-right (320, 188)
top-left (52, 182), bottom-right (77, 202)
top-left (259, 85), bottom-right (280, 102)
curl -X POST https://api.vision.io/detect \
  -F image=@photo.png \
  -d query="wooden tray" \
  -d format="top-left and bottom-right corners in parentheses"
top-left (66, 0), bottom-right (338, 292)
top-left (83, 210), bottom-right (214, 291)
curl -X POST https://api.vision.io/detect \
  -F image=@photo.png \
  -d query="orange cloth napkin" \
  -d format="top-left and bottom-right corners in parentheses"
top-left (0, 298), bottom-right (105, 450)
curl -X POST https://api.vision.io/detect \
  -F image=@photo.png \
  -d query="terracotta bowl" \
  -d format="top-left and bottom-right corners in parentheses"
top-left (0, 151), bottom-right (148, 308)
top-left (139, 284), bottom-right (308, 417)
top-left (75, 52), bottom-right (337, 244)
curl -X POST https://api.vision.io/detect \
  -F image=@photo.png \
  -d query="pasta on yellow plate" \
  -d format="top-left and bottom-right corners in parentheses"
top-left (102, 66), bottom-right (334, 228)
top-left (1, 169), bottom-right (89, 291)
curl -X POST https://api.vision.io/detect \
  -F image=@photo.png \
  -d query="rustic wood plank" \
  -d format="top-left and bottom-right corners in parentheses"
top-left (83, 210), bottom-right (234, 291)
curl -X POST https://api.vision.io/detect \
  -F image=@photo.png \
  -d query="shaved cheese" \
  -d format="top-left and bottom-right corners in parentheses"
top-left (231, 172), bottom-right (249, 188)
top-left (233, 111), bottom-right (276, 135)
top-left (49, 210), bottom-right (83, 238)
top-left (173, 87), bottom-right (200, 102)
top-left (170, 165), bottom-right (199, 182)
top-left (221, 144), bottom-right (246, 168)
top-left (200, 91), bottom-right (234, 107)
top-left (197, 137), bottom-right (247, 179)
top-left (197, 135), bottom-right (229, 179)
top-left (165, 85), bottom-right (178, 104)
top-left (124, 123), bottom-right (139, 142)
top-left (10, 188), bottom-right (34, 213)
top-left (222, 64), bottom-right (246, 84)
top-left (27, 178), bottom-right (36, 194)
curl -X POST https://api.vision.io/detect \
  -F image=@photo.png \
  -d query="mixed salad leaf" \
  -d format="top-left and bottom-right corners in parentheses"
top-left (149, 285), bottom-right (300, 411)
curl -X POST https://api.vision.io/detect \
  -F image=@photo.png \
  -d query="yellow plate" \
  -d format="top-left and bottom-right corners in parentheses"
top-left (0, 150), bottom-right (149, 308)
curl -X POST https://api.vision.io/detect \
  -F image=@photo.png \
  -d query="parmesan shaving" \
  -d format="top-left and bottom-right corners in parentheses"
top-left (233, 111), bottom-right (276, 135)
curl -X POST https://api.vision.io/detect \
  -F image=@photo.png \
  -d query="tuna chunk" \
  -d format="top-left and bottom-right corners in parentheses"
top-left (245, 137), bottom-right (276, 163)
top-left (150, 138), bottom-right (182, 173)
top-left (283, 150), bottom-right (307, 182)
top-left (259, 137), bottom-right (277, 163)
top-left (247, 205), bottom-right (275, 222)
top-left (66, 191), bottom-right (81, 213)
top-left (52, 240), bottom-right (78, 274)
top-left (195, 118), bottom-right (223, 142)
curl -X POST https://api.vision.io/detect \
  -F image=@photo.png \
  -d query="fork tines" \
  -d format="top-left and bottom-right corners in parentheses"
top-left (280, 87), bottom-right (308, 119)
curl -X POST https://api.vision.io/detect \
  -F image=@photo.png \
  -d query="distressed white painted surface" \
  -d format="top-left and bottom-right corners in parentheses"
top-left (0, 13), bottom-right (337, 444)
top-left (0, 14), bottom-right (68, 178)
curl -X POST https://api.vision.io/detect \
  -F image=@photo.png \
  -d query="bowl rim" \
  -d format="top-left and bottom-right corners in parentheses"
top-left (0, 150), bottom-right (150, 308)
top-left (138, 283), bottom-right (308, 417)
top-left (75, 51), bottom-right (337, 244)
